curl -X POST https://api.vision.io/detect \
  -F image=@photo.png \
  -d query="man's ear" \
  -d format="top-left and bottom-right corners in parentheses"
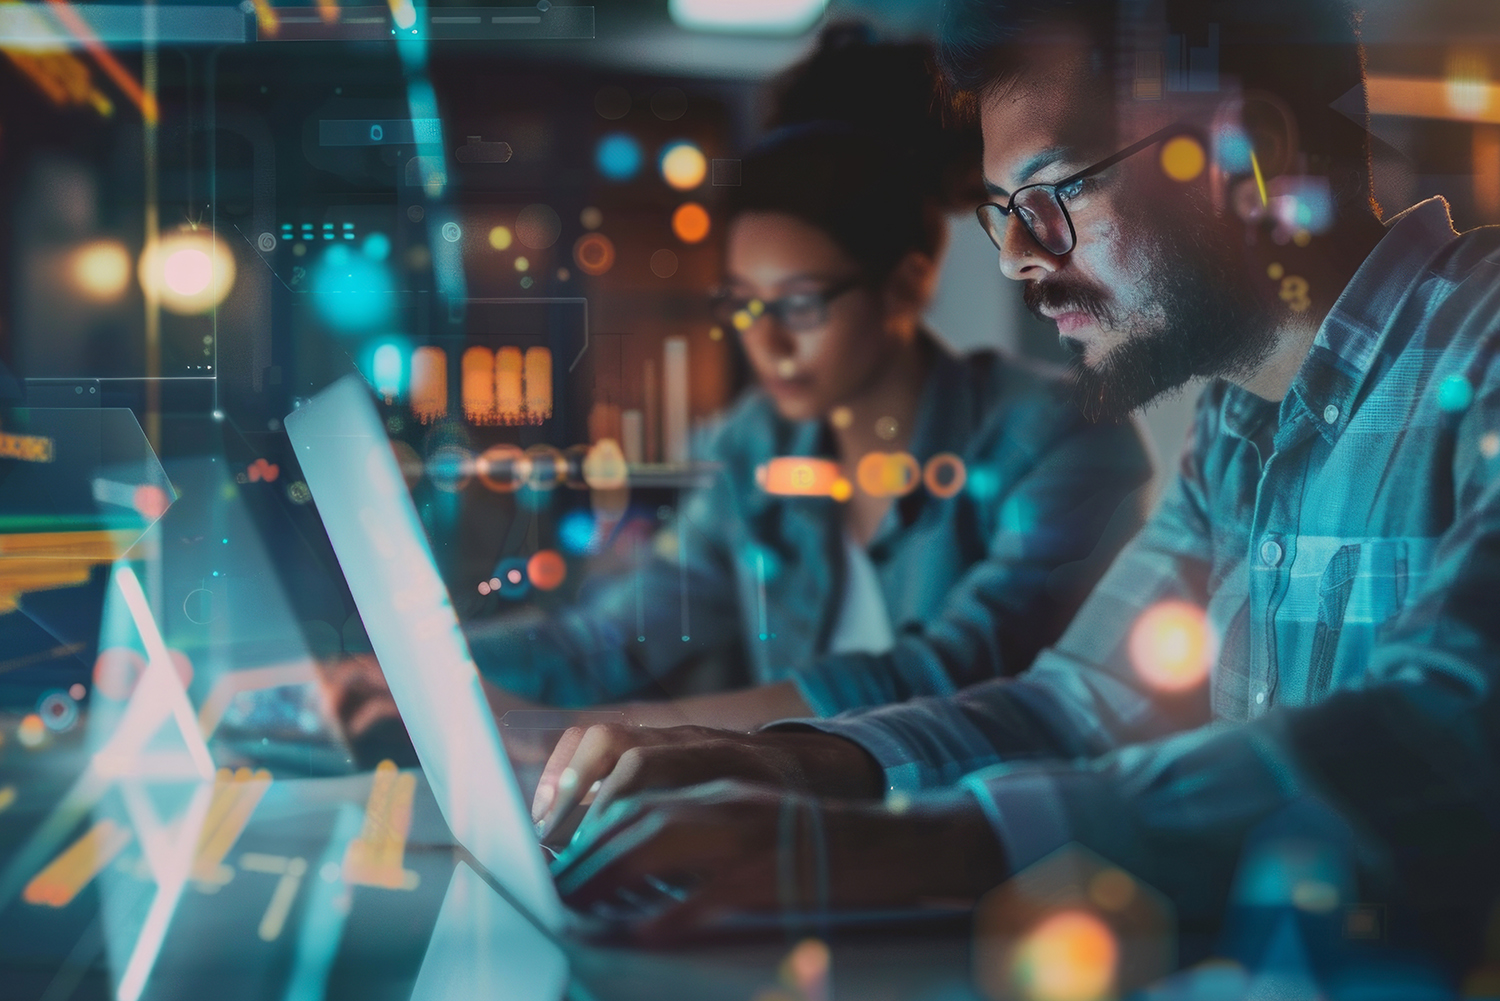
top-left (882, 250), bottom-right (940, 325)
top-left (1209, 90), bottom-right (1301, 213)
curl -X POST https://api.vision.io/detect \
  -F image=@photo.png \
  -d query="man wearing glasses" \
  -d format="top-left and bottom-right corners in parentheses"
top-left (540, 0), bottom-right (1500, 971)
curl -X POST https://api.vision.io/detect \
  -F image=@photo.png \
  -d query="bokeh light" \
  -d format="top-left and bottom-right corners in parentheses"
top-left (516, 204), bottom-right (561, 250)
top-left (758, 456), bottom-right (841, 496)
top-left (650, 249), bottom-right (679, 278)
top-left (525, 444), bottom-right (566, 491)
top-left (582, 438), bottom-right (629, 490)
top-left (660, 141), bottom-right (707, 190)
top-left (580, 206), bottom-right (603, 230)
top-left (372, 343), bottom-right (404, 400)
top-left (573, 233), bottom-right (616, 276)
top-left (559, 510), bottom-right (596, 554)
top-left (410, 346), bottom-right (449, 424)
top-left (132, 483), bottom-right (170, 521)
top-left (38, 691), bottom-right (78, 732)
top-left (855, 451), bottom-right (921, 498)
top-left (527, 550), bottom-right (567, 591)
top-left (1445, 49), bottom-right (1490, 118)
top-left (476, 444), bottom-right (531, 493)
top-left (1160, 136), bottom-right (1206, 182)
top-left (672, 202), bottom-right (711, 243)
top-left (17, 714), bottom-right (47, 749)
top-left (138, 231), bottom-right (237, 315)
top-left (1128, 600), bottom-right (1216, 691)
top-left (596, 133), bottom-right (643, 181)
top-left (427, 446), bottom-right (474, 492)
top-left (1013, 910), bottom-right (1117, 1001)
top-left (363, 232), bottom-right (391, 261)
top-left (93, 647), bottom-right (145, 701)
top-left (309, 243), bottom-right (393, 332)
top-left (72, 240), bottom-right (131, 301)
top-left (494, 557), bottom-right (531, 600)
top-left (923, 453), bottom-right (967, 498)
top-left (488, 226), bottom-right (513, 251)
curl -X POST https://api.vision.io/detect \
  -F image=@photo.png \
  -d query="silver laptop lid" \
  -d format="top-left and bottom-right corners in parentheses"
top-left (285, 374), bottom-right (565, 930)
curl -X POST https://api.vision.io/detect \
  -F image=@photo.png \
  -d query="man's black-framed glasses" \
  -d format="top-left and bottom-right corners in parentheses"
top-left (710, 274), bottom-right (864, 334)
top-left (976, 123), bottom-right (1198, 257)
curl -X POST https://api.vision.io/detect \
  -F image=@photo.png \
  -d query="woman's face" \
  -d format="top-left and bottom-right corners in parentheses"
top-left (724, 212), bottom-right (910, 423)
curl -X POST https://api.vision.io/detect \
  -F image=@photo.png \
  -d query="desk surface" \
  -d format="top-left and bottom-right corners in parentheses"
top-left (0, 730), bottom-right (981, 1001)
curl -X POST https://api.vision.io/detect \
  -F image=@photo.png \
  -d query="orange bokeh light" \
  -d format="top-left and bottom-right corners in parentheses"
top-left (672, 202), bottom-right (711, 244)
top-left (757, 456), bottom-right (841, 497)
top-left (855, 451), bottom-right (921, 498)
top-left (527, 550), bottom-right (567, 591)
top-left (1128, 600), bottom-right (1216, 691)
top-left (573, 233), bottom-right (616, 276)
top-left (1013, 910), bottom-right (1118, 1001)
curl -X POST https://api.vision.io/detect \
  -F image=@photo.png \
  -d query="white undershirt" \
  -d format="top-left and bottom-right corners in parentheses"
top-left (828, 532), bottom-right (895, 655)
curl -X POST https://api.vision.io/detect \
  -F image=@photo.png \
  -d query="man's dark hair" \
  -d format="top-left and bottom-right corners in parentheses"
top-left (938, 0), bottom-right (1376, 213)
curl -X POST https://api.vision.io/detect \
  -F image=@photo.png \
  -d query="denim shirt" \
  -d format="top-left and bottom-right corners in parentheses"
top-left (804, 200), bottom-right (1500, 921)
top-left (467, 337), bottom-right (1152, 714)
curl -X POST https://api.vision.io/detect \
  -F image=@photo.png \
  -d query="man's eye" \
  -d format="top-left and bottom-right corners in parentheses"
top-left (1057, 178), bottom-right (1086, 202)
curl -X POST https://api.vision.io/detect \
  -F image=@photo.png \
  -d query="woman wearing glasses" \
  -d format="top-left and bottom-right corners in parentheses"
top-left (328, 28), bottom-right (1152, 774)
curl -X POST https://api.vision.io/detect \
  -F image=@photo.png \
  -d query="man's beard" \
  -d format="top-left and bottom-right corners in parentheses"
top-left (1024, 212), bottom-right (1279, 423)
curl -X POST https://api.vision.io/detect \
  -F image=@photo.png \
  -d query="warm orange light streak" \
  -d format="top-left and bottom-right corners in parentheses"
top-left (342, 760), bottom-right (419, 890)
top-left (44, 0), bottom-right (158, 123)
top-left (250, 0), bottom-right (280, 36)
top-left (23, 819), bottom-right (132, 907)
top-left (495, 346), bottom-right (524, 422)
top-left (523, 346), bottom-right (553, 423)
top-left (410, 346), bottom-right (448, 423)
top-left (315, 0), bottom-right (340, 24)
top-left (191, 768), bottom-right (272, 883)
top-left (757, 456), bottom-right (841, 497)
top-left (462, 346), bottom-right (497, 424)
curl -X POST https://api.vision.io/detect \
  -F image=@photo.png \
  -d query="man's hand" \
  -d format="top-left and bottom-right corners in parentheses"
top-left (531, 724), bottom-right (884, 841)
top-left (551, 780), bottom-right (1006, 945)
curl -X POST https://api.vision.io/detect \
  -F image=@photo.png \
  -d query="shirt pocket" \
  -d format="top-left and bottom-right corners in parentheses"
top-left (1306, 539), bottom-right (1409, 700)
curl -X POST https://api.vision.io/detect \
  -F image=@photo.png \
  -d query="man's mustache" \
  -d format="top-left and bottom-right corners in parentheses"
top-left (1022, 278), bottom-right (1117, 327)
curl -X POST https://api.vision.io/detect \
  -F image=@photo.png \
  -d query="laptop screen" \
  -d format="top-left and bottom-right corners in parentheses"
top-left (285, 373), bottom-right (564, 930)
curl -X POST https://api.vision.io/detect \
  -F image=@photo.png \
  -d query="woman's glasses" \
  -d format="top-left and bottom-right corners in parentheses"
top-left (976, 123), bottom-right (1198, 257)
top-left (711, 274), bottom-right (864, 334)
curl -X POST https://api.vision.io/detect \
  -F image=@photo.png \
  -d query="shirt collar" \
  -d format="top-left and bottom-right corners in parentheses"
top-left (1282, 197), bottom-right (1460, 446)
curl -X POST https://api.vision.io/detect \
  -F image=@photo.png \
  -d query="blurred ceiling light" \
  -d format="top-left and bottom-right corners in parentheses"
top-left (72, 241), bottom-right (131, 301)
top-left (1446, 50), bottom-right (1491, 119)
top-left (660, 141), bottom-right (707, 190)
top-left (669, 0), bottom-right (827, 34)
top-left (138, 231), bottom-right (236, 315)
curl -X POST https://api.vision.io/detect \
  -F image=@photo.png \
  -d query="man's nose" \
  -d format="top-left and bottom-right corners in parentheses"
top-left (997, 214), bottom-right (1063, 282)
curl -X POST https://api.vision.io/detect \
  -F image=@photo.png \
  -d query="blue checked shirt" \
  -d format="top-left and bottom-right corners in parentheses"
top-left (801, 200), bottom-right (1500, 921)
top-left (467, 338), bottom-right (1150, 714)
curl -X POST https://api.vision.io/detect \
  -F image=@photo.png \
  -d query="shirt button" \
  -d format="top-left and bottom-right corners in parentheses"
top-left (1255, 690), bottom-right (1267, 705)
top-left (1259, 537), bottom-right (1284, 567)
top-left (1323, 404), bottom-right (1340, 424)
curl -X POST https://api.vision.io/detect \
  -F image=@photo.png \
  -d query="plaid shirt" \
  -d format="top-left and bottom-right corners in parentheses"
top-left (803, 200), bottom-right (1500, 922)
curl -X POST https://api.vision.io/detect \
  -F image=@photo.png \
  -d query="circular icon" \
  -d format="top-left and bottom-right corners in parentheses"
top-left (441, 222), bottom-right (462, 243)
top-left (427, 445), bottom-right (474, 492)
top-left (183, 587), bottom-right (218, 624)
top-left (524, 444), bottom-right (566, 491)
top-left (923, 453), bottom-right (968, 499)
top-left (370, 124), bottom-right (384, 141)
top-left (38, 691), bottom-right (79, 732)
top-left (257, 232), bottom-right (277, 252)
top-left (573, 233), bottom-right (616, 276)
top-left (527, 550), bottom-right (567, 590)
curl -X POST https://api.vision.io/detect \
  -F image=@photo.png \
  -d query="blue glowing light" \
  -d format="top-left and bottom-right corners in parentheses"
top-left (595, 133), bottom-right (643, 181)
top-left (311, 244), bottom-right (394, 333)
top-left (363, 232), bottom-right (391, 261)
top-left (372, 343), bottom-right (404, 399)
top-left (1214, 127), bottom-right (1254, 174)
top-left (558, 510), bottom-right (596, 554)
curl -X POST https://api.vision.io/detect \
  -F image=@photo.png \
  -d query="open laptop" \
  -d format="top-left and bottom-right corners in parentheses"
top-left (285, 374), bottom-right (971, 941)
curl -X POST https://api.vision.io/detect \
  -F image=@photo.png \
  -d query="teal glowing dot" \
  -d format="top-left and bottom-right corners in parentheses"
top-left (363, 232), bottom-right (391, 261)
top-left (1439, 374), bottom-right (1474, 413)
top-left (221, 538), bottom-right (228, 544)
top-left (596, 133), bottom-right (643, 181)
top-left (966, 466), bottom-right (1001, 500)
top-left (681, 635), bottom-right (690, 642)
